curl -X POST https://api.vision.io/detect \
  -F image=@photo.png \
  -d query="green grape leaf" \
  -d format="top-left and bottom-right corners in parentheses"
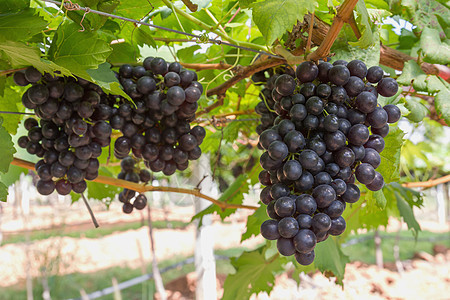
top-left (0, 41), bottom-right (71, 76)
top-left (404, 97), bottom-right (428, 123)
top-left (0, 165), bottom-right (27, 188)
top-left (49, 21), bottom-right (112, 76)
top-left (435, 88), bottom-right (450, 125)
top-left (0, 181), bottom-right (8, 202)
top-left (0, 8), bottom-right (47, 42)
top-left (116, 0), bottom-right (163, 18)
top-left (397, 60), bottom-right (426, 86)
top-left (402, 0), bottom-right (449, 37)
top-left (367, 188), bottom-right (387, 209)
top-left (86, 62), bottom-right (129, 99)
top-left (314, 237), bottom-right (350, 285)
top-left (420, 27), bottom-right (450, 65)
top-left (395, 190), bottom-right (421, 237)
top-left (378, 126), bottom-right (404, 183)
top-left (222, 246), bottom-right (285, 300)
top-left (349, 0), bottom-right (376, 48)
top-left (251, 0), bottom-right (318, 45)
top-left (108, 43), bottom-right (139, 64)
top-left (0, 83), bottom-right (24, 135)
top-left (332, 31), bottom-right (380, 67)
top-left (241, 204), bottom-right (265, 242)
top-left (239, 0), bottom-right (258, 8)
top-left (0, 118), bottom-right (16, 174)
top-left (0, 0), bottom-right (29, 13)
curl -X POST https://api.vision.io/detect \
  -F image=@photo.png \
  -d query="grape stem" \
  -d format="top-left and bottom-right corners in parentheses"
top-left (11, 157), bottom-right (259, 211)
top-left (81, 193), bottom-right (100, 228)
top-left (307, 0), bottom-right (359, 61)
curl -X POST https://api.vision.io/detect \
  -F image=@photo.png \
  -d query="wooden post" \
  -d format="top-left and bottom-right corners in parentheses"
top-left (374, 229), bottom-right (383, 268)
top-left (192, 155), bottom-right (218, 300)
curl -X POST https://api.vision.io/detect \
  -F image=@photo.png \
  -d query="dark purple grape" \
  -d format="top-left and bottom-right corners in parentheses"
top-left (36, 180), bottom-right (55, 195)
top-left (294, 172), bottom-right (314, 192)
top-left (295, 194), bottom-right (317, 215)
top-left (366, 66), bottom-right (383, 83)
top-left (362, 147), bottom-right (381, 169)
top-left (312, 184), bottom-right (336, 208)
top-left (347, 124), bottom-right (370, 146)
top-left (295, 251), bottom-right (315, 265)
top-left (371, 123), bottom-right (389, 138)
top-left (278, 217), bottom-right (299, 238)
top-left (377, 77), bottom-right (398, 97)
top-left (277, 237), bottom-right (296, 256)
top-left (274, 196), bottom-right (296, 217)
top-left (328, 216), bottom-right (346, 236)
top-left (296, 61), bottom-right (318, 83)
top-left (366, 171), bottom-right (384, 191)
top-left (355, 91), bottom-right (377, 114)
top-left (344, 76), bottom-right (365, 97)
top-left (355, 163), bottom-right (376, 184)
top-left (334, 147), bottom-right (355, 168)
top-left (365, 134), bottom-right (385, 153)
top-left (328, 65), bottom-right (350, 86)
top-left (341, 183), bottom-right (360, 203)
top-left (324, 200), bottom-right (345, 218)
top-left (311, 213), bottom-right (331, 233)
top-left (383, 104), bottom-right (401, 123)
top-left (367, 107), bottom-right (388, 128)
top-left (293, 228), bottom-right (316, 254)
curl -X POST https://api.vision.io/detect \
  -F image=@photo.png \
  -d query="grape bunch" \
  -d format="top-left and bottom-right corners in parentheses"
top-left (15, 67), bottom-right (113, 196)
top-left (117, 156), bottom-right (150, 214)
top-left (112, 57), bottom-right (206, 176)
top-left (256, 59), bottom-right (401, 265)
top-left (14, 57), bottom-right (206, 198)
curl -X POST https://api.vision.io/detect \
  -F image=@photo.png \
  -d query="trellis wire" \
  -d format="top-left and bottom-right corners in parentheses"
top-left (0, 111), bottom-right (35, 115)
top-left (41, 0), bottom-right (282, 59)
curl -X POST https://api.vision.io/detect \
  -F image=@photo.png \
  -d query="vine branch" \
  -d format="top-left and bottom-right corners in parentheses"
top-left (307, 0), bottom-right (359, 61)
top-left (11, 157), bottom-right (258, 211)
top-left (402, 174), bottom-right (450, 189)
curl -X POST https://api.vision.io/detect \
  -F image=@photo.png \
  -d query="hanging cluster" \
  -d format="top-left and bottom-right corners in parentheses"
top-left (255, 59), bottom-right (400, 265)
top-left (13, 57), bottom-right (206, 201)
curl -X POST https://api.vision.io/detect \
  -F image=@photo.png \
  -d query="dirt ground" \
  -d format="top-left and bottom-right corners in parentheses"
top-left (1, 201), bottom-right (449, 299)
top-left (158, 250), bottom-right (450, 300)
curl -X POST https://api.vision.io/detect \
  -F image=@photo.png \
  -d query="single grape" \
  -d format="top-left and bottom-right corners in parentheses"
top-left (277, 237), bottom-right (296, 256)
top-left (296, 61), bottom-right (319, 83)
top-left (260, 219), bottom-right (281, 240)
top-left (278, 217), bottom-right (299, 238)
top-left (377, 77), bottom-right (398, 97)
top-left (366, 171), bottom-right (384, 191)
top-left (383, 104), bottom-right (401, 123)
top-left (328, 216), bottom-right (346, 236)
top-left (274, 196), bottom-right (296, 217)
top-left (295, 251), bottom-right (315, 266)
top-left (296, 214), bottom-right (312, 229)
top-left (355, 163), bottom-right (376, 184)
top-left (366, 66), bottom-right (383, 83)
top-left (295, 194), bottom-right (317, 215)
top-left (293, 229), bottom-right (316, 253)
top-left (311, 213), bottom-right (331, 233)
top-left (341, 183), bottom-right (360, 203)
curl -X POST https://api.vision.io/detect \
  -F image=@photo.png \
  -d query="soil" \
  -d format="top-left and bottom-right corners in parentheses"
top-left (1, 202), bottom-right (449, 299)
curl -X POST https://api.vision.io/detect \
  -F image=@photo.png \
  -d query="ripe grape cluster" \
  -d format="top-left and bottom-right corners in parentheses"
top-left (14, 57), bottom-right (206, 198)
top-left (15, 67), bottom-right (113, 196)
top-left (117, 156), bottom-right (150, 214)
top-left (113, 57), bottom-right (206, 176)
top-left (256, 60), bottom-right (401, 265)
